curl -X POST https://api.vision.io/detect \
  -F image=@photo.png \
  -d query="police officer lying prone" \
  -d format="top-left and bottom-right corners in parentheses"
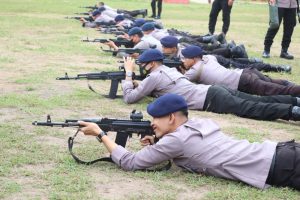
top-left (79, 94), bottom-right (300, 191)
top-left (160, 36), bottom-right (291, 73)
top-left (121, 49), bottom-right (300, 121)
top-left (181, 45), bottom-right (300, 97)
top-left (104, 27), bottom-right (162, 58)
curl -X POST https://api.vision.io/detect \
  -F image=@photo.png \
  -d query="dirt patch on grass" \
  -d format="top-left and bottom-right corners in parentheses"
top-left (36, 135), bottom-right (67, 147)
top-left (0, 108), bottom-right (21, 122)
top-left (88, 166), bottom-right (210, 200)
top-left (2, 175), bottom-right (47, 200)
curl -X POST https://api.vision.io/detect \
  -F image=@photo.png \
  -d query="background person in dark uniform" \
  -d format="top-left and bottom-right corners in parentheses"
top-left (262, 0), bottom-right (298, 60)
top-left (150, 0), bottom-right (163, 19)
top-left (208, 0), bottom-right (234, 36)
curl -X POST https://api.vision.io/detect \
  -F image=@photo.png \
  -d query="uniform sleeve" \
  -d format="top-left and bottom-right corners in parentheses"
top-left (184, 67), bottom-right (200, 83)
top-left (111, 134), bottom-right (183, 171)
top-left (83, 22), bottom-right (97, 28)
top-left (134, 40), bottom-right (149, 50)
top-left (121, 74), bottom-right (159, 104)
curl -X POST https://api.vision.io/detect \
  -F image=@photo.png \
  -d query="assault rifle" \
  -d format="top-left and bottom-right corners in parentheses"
top-left (65, 16), bottom-right (92, 21)
top-left (32, 111), bottom-right (171, 169)
top-left (82, 38), bottom-right (134, 48)
top-left (101, 47), bottom-right (155, 56)
top-left (80, 6), bottom-right (98, 10)
top-left (56, 70), bottom-right (145, 99)
top-left (74, 12), bottom-right (90, 15)
top-left (100, 28), bottom-right (128, 35)
top-left (160, 58), bottom-right (183, 69)
top-left (118, 58), bottom-right (184, 71)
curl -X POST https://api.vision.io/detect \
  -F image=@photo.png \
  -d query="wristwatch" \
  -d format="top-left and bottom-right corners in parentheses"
top-left (126, 71), bottom-right (133, 77)
top-left (96, 131), bottom-right (107, 143)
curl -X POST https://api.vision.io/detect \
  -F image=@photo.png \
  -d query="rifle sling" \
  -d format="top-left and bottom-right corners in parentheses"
top-left (68, 129), bottom-right (172, 171)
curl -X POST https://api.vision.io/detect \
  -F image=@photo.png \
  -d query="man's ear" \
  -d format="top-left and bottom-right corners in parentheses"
top-left (169, 113), bottom-right (176, 124)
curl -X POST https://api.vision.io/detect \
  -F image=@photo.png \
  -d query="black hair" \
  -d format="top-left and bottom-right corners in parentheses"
top-left (155, 60), bottom-right (163, 65)
top-left (178, 109), bottom-right (188, 118)
top-left (137, 32), bottom-right (144, 38)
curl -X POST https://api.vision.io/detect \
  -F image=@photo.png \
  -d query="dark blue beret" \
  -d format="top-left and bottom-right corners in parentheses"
top-left (114, 15), bottom-right (125, 22)
top-left (98, 7), bottom-right (106, 12)
top-left (160, 36), bottom-right (179, 48)
top-left (128, 27), bottom-right (142, 36)
top-left (181, 45), bottom-right (203, 58)
top-left (141, 22), bottom-right (155, 31)
top-left (134, 18), bottom-right (146, 27)
top-left (147, 93), bottom-right (188, 117)
top-left (138, 49), bottom-right (164, 63)
top-left (92, 10), bottom-right (101, 17)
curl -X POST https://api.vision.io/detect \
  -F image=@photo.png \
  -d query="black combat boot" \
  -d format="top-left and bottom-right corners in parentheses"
top-left (201, 35), bottom-right (218, 45)
top-left (220, 40), bottom-right (236, 48)
top-left (262, 50), bottom-right (270, 58)
top-left (139, 9), bottom-right (148, 18)
top-left (296, 98), bottom-right (300, 106)
top-left (273, 65), bottom-right (292, 73)
top-left (248, 57), bottom-right (263, 63)
top-left (231, 44), bottom-right (248, 58)
top-left (217, 33), bottom-right (227, 44)
top-left (291, 106), bottom-right (300, 120)
top-left (280, 49), bottom-right (294, 60)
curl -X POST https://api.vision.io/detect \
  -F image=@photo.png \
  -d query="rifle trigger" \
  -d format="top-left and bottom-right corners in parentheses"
top-left (47, 115), bottom-right (51, 123)
top-left (64, 72), bottom-right (69, 79)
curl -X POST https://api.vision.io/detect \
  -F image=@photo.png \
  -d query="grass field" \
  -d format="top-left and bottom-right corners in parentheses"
top-left (0, 0), bottom-right (300, 199)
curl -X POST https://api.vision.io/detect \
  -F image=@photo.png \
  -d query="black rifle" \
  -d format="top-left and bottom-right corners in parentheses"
top-left (161, 58), bottom-right (184, 69)
top-left (82, 38), bottom-right (134, 48)
top-left (80, 6), bottom-right (98, 10)
top-left (74, 12), bottom-right (90, 15)
top-left (65, 16), bottom-right (92, 21)
top-left (100, 24), bottom-right (119, 29)
top-left (100, 28), bottom-right (128, 35)
top-left (127, 58), bottom-right (183, 71)
top-left (56, 71), bottom-right (145, 99)
top-left (101, 47), bottom-right (152, 56)
top-left (32, 111), bottom-right (172, 171)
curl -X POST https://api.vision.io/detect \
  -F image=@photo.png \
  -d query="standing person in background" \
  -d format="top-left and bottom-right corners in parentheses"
top-left (208, 0), bottom-right (234, 36)
top-left (150, 0), bottom-right (163, 19)
top-left (262, 0), bottom-right (298, 60)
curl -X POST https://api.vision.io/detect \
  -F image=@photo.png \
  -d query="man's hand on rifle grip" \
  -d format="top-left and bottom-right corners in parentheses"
top-left (140, 135), bottom-right (155, 146)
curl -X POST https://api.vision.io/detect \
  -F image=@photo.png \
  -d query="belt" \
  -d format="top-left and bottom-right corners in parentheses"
top-left (266, 145), bottom-right (277, 185)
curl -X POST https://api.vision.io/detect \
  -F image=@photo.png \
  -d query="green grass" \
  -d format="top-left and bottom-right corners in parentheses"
top-left (0, 0), bottom-right (300, 199)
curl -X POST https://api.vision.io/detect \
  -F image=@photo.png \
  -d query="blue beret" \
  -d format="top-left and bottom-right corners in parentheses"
top-left (92, 10), bottom-right (101, 17)
top-left (160, 36), bottom-right (179, 48)
top-left (114, 15), bottom-right (125, 22)
top-left (141, 22), bottom-right (155, 31)
top-left (134, 18), bottom-right (146, 27)
top-left (182, 45), bottom-right (203, 58)
top-left (138, 49), bottom-right (164, 63)
top-left (98, 7), bottom-right (106, 12)
top-left (128, 27), bottom-right (142, 36)
top-left (147, 94), bottom-right (188, 117)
